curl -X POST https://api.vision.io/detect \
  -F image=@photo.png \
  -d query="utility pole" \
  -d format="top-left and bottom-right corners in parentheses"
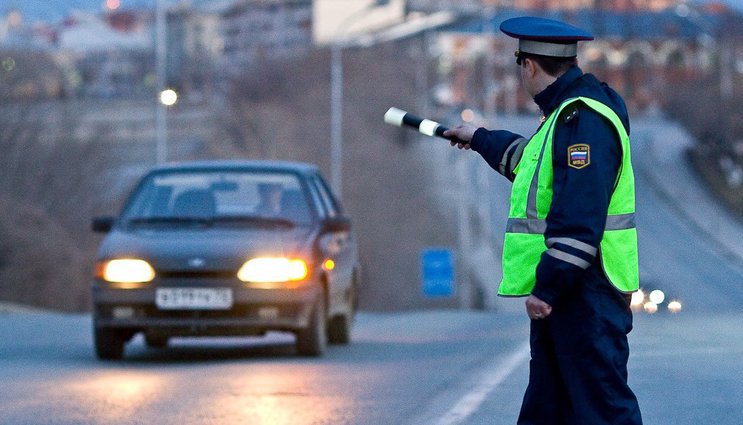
top-left (155, 0), bottom-right (167, 164)
top-left (330, 0), bottom-right (391, 200)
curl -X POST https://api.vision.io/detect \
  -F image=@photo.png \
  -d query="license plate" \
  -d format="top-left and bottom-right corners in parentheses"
top-left (155, 288), bottom-right (233, 310)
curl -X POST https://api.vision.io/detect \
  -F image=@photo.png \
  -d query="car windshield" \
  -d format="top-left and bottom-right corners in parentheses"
top-left (121, 170), bottom-right (314, 227)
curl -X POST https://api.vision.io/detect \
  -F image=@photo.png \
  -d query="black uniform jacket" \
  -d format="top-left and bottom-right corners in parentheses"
top-left (470, 65), bottom-right (630, 305)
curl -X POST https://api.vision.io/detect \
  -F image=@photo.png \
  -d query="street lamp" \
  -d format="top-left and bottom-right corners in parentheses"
top-left (160, 88), bottom-right (178, 106)
top-left (155, 0), bottom-right (167, 164)
top-left (156, 88), bottom-right (177, 164)
top-left (330, 42), bottom-right (343, 199)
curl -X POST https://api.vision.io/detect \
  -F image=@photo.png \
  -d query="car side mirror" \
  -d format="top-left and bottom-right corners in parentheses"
top-left (92, 216), bottom-right (115, 233)
top-left (323, 216), bottom-right (351, 233)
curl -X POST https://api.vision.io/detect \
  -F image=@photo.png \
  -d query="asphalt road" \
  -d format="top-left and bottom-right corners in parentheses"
top-left (0, 310), bottom-right (530, 425)
top-left (1, 310), bottom-right (741, 424)
top-left (1, 117), bottom-right (742, 425)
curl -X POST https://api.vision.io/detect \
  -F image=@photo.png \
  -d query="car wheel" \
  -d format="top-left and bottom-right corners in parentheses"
top-left (144, 333), bottom-right (169, 348)
top-left (295, 296), bottom-right (327, 357)
top-left (328, 284), bottom-right (355, 345)
top-left (94, 327), bottom-right (125, 360)
top-left (327, 315), bottom-right (351, 344)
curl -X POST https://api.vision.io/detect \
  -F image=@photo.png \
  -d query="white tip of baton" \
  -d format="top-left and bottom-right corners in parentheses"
top-left (384, 107), bottom-right (406, 127)
top-left (419, 119), bottom-right (440, 137)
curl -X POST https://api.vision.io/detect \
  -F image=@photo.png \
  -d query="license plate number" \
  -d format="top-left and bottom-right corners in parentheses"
top-left (155, 288), bottom-right (233, 310)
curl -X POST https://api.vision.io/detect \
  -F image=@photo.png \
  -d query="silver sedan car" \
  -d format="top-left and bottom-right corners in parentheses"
top-left (91, 160), bottom-right (360, 359)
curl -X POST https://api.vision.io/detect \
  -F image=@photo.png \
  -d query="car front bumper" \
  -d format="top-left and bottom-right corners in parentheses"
top-left (92, 278), bottom-right (321, 336)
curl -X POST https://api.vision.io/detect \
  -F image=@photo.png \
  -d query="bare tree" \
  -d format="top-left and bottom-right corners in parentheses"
top-left (665, 71), bottom-right (743, 218)
top-left (0, 50), bottom-right (116, 311)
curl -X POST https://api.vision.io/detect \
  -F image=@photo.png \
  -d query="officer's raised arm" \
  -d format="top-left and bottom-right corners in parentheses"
top-left (445, 125), bottom-right (527, 182)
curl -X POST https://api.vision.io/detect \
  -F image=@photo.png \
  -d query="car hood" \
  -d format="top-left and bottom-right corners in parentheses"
top-left (96, 226), bottom-right (318, 272)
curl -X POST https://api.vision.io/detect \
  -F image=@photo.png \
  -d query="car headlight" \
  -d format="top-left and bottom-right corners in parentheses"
top-left (97, 259), bottom-right (156, 283)
top-left (237, 257), bottom-right (308, 283)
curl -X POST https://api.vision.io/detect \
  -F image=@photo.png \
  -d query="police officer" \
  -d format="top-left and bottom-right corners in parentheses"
top-left (444, 16), bottom-right (643, 425)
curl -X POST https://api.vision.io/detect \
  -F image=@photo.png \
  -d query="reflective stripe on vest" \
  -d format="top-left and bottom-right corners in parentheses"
top-left (499, 97), bottom-right (639, 296)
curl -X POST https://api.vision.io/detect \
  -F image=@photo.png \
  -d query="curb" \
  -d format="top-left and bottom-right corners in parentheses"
top-left (0, 302), bottom-right (50, 315)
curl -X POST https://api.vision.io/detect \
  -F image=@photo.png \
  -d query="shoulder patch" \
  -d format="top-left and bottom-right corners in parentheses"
top-left (567, 144), bottom-right (590, 169)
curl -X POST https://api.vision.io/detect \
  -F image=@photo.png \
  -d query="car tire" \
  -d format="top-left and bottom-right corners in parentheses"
top-left (295, 296), bottom-right (327, 357)
top-left (144, 334), bottom-right (169, 348)
top-left (327, 315), bottom-right (351, 344)
top-left (328, 278), bottom-right (357, 345)
top-left (94, 327), bottom-right (125, 360)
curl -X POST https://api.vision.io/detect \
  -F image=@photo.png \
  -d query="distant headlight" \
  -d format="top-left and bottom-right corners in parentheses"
top-left (648, 289), bottom-right (665, 305)
top-left (667, 300), bottom-right (683, 313)
top-left (237, 257), bottom-right (308, 283)
top-left (97, 259), bottom-right (156, 283)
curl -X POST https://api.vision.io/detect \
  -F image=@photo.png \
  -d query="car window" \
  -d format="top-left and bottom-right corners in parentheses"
top-left (305, 177), bottom-right (327, 219)
top-left (311, 175), bottom-right (341, 218)
top-left (121, 170), bottom-right (314, 225)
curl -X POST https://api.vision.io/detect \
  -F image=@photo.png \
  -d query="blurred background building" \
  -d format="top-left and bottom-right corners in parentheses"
top-left (1, 0), bottom-right (740, 106)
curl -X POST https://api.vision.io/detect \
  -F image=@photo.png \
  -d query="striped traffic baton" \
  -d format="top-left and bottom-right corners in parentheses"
top-left (384, 107), bottom-right (468, 145)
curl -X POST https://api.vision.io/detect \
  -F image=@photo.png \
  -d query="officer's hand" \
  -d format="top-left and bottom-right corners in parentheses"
top-left (443, 125), bottom-right (477, 150)
top-left (525, 295), bottom-right (552, 320)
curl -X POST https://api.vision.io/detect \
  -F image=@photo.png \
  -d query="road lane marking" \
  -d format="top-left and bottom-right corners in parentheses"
top-left (434, 341), bottom-right (530, 425)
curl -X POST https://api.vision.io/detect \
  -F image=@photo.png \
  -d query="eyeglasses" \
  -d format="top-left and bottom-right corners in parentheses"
top-left (515, 50), bottom-right (525, 66)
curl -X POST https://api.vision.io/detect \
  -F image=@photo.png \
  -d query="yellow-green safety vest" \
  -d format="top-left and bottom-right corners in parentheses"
top-left (499, 97), bottom-right (639, 296)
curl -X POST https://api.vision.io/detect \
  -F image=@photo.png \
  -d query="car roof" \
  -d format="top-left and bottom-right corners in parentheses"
top-left (148, 160), bottom-right (321, 176)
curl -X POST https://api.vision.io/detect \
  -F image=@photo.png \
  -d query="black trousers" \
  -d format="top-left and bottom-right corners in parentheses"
top-left (517, 271), bottom-right (643, 425)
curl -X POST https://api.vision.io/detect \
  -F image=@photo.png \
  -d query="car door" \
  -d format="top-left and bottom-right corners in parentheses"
top-left (309, 174), bottom-right (356, 315)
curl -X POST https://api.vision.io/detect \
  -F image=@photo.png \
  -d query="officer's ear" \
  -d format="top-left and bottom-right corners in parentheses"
top-left (522, 57), bottom-right (539, 79)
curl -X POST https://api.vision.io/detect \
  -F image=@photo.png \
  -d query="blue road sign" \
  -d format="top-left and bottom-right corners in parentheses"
top-left (421, 248), bottom-right (454, 297)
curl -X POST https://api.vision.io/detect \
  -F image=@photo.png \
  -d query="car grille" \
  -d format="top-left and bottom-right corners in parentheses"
top-left (157, 270), bottom-right (235, 279)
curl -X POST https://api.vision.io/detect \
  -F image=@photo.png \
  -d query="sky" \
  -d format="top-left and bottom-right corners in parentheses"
top-left (0, 1), bottom-right (187, 23)
top-left (1, 0), bottom-right (742, 24)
